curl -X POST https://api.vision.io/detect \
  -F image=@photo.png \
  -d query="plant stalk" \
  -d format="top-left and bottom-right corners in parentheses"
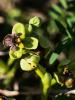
top-left (35, 64), bottom-right (52, 100)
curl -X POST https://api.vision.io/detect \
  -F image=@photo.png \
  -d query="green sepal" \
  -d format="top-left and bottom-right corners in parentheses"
top-left (20, 54), bottom-right (40, 71)
top-left (12, 23), bottom-right (25, 39)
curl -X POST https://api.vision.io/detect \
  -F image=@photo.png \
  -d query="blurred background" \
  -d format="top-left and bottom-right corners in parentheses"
top-left (0, 0), bottom-right (75, 100)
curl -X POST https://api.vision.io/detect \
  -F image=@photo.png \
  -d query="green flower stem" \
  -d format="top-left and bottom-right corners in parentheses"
top-left (4, 61), bottom-right (18, 86)
top-left (35, 64), bottom-right (52, 100)
top-left (35, 65), bottom-right (45, 79)
top-left (7, 58), bottom-right (15, 67)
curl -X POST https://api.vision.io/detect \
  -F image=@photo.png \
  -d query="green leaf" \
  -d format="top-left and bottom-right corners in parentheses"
top-left (24, 37), bottom-right (38, 49)
top-left (51, 4), bottom-right (64, 15)
top-left (49, 52), bottom-right (59, 65)
top-left (66, 30), bottom-right (72, 40)
top-left (50, 11), bottom-right (67, 28)
top-left (12, 23), bottom-right (25, 39)
top-left (50, 11), bottom-right (60, 20)
top-left (59, 0), bottom-right (68, 9)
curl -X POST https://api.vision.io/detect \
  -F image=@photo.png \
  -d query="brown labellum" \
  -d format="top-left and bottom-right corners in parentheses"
top-left (3, 34), bottom-right (13, 47)
top-left (3, 34), bottom-right (21, 51)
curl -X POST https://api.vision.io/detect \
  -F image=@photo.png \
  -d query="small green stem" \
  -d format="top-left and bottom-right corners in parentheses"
top-left (7, 58), bottom-right (15, 67)
top-left (35, 65), bottom-right (45, 79)
top-left (4, 61), bottom-right (18, 86)
top-left (35, 64), bottom-right (52, 100)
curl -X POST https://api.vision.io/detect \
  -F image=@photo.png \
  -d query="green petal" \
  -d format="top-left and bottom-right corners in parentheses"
top-left (9, 49), bottom-right (25, 59)
top-left (24, 37), bottom-right (38, 49)
top-left (29, 16), bottom-right (40, 27)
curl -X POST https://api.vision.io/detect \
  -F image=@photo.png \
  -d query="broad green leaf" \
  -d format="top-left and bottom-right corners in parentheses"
top-left (24, 37), bottom-right (38, 49)
top-left (12, 23), bottom-right (25, 39)
top-left (49, 52), bottom-right (59, 65)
